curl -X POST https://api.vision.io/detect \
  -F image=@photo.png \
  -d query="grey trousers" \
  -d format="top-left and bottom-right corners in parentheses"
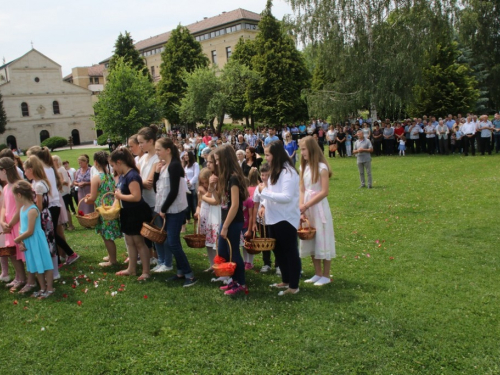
top-left (357, 161), bottom-right (372, 187)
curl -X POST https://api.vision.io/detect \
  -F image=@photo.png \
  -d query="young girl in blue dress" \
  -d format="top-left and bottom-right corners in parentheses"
top-left (13, 180), bottom-right (54, 299)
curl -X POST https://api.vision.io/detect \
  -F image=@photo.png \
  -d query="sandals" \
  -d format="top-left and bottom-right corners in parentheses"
top-left (38, 290), bottom-right (55, 299)
top-left (18, 284), bottom-right (37, 294)
top-left (278, 288), bottom-right (300, 296)
top-left (8, 280), bottom-right (25, 293)
top-left (31, 290), bottom-right (46, 298)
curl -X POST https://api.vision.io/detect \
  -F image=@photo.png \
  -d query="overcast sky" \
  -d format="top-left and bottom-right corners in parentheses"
top-left (0, 0), bottom-right (294, 76)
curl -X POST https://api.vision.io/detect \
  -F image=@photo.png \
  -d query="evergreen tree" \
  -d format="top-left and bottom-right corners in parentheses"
top-left (250, 0), bottom-right (310, 125)
top-left (0, 93), bottom-right (6, 135)
top-left (93, 57), bottom-right (160, 139)
top-left (232, 37), bottom-right (257, 67)
top-left (157, 25), bottom-right (209, 125)
top-left (109, 31), bottom-right (151, 80)
top-left (411, 42), bottom-right (479, 117)
top-left (458, 0), bottom-right (500, 111)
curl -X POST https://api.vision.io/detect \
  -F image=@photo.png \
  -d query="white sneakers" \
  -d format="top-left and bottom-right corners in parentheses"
top-left (305, 275), bottom-right (331, 286)
top-left (151, 264), bottom-right (173, 273)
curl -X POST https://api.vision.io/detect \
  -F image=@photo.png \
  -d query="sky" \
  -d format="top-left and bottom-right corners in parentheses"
top-left (0, 0), bottom-right (295, 77)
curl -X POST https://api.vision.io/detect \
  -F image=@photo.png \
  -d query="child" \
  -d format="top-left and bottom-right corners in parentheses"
top-left (398, 135), bottom-right (406, 156)
top-left (0, 157), bottom-right (26, 292)
top-left (23, 155), bottom-right (59, 291)
top-left (254, 141), bottom-right (301, 296)
top-left (0, 183), bottom-right (8, 282)
top-left (110, 148), bottom-right (152, 281)
top-left (214, 145), bottom-right (248, 296)
top-left (84, 151), bottom-right (121, 267)
top-left (346, 133), bottom-right (352, 157)
top-left (249, 164), bottom-right (275, 274)
top-left (298, 136), bottom-right (336, 286)
top-left (195, 166), bottom-right (220, 272)
top-left (13, 180), bottom-right (54, 298)
top-left (242, 177), bottom-right (255, 270)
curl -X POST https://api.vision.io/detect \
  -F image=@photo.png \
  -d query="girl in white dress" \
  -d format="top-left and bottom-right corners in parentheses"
top-left (195, 166), bottom-right (220, 271)
top-left (298, 136), bottom-right (336, 286)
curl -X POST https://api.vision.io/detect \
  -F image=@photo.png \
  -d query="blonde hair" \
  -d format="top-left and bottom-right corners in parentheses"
top-left (199, 167), bottom-right (211, 183)
top-left (299, 136), bottom-right (332, 186)
top-left (52, 155), bottom-right (62, 168)
top-left (24, 155), bottom-right (51, 194)
top-left (248, 167), bottom-right (260, 187)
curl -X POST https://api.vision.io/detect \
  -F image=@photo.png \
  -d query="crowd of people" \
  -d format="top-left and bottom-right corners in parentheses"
top-left (0, 126), bottom-right (337, 298)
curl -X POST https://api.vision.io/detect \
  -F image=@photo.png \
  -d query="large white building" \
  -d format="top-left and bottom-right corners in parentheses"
top-left (0, 49), bottom-right (96, 150)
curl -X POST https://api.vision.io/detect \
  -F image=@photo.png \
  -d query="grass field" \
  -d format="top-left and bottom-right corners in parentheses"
top-left (1, 149), bottom-right (499, 374)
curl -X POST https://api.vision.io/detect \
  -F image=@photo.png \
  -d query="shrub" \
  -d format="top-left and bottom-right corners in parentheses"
top-left (41, 136), bottom-right (68, 151)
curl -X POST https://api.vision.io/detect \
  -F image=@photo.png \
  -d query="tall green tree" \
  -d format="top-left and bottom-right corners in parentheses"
top-left (410, 41), bottom-right (479, 117)
top-left (179, 67), bottom-right (221, 128)
top-left (458, 0), bottom-right (500, 111)
top-left (250, 0), bottom-right (310, 125)
top-left (93, 57), bottom-right (160, 139)
top-left (0, 93), bottom-right (6, 135)
top-left (157, 25), bottom-right (209, 126)
top-left (232, 37), bottom-right (257, 67)
top-left (108, 31), bottom-right (151, 80)
top-left (287, 0), bottom-right (457, 119)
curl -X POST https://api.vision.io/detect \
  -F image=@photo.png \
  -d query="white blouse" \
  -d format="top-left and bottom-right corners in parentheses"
top-left (255, 166), bottom-right (300, 228)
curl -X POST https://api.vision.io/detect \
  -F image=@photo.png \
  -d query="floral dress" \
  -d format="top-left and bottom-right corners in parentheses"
top-left (199, 200), bottom-right (221, 248)
top-left (95, 173), bottom-right (121, 240)
top-left (299, 163), bottom-right (336, 260)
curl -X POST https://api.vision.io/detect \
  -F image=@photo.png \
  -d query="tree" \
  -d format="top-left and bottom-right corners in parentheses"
top-left (458, 0), bottom-right (500, 111)
top-left (287, 0), bottom-right (457, 119)
top-left (410, 41), bottom-right (479, 117)
top-left (108, 31), bottom-right (151, 80)
top-left (0, 93), bottom-right (6, 135)
top-left (250, 0), bottom-right (310, 125)
top-left (157, 25), bottom-right (209, 126)
top-left (93, 57), bottom-right (160, 139)
top-left (179, 67), bottom-right (221, 128)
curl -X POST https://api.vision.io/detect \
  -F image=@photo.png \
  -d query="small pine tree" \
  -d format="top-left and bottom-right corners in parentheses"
top-left (0, 93), bottom-right (6, 135)
top-left (157, 25), bottom-right (209, 125)
top-left (109, 31), bottom-right (151, 80)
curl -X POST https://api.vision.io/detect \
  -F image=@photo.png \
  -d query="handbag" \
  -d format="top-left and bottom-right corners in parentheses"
top-left (38, 183), bottom-right (57, 257)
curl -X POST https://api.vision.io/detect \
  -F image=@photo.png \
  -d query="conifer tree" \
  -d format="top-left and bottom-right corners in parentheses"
top-left (250, 0), bottom-right (310, 125)
top-left (157, 25), bottom-right (209, 125)
top-left (109, 31), bottom-right (151, 80)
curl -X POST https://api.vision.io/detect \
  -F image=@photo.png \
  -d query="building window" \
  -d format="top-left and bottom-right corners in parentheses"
top-left (21, 102), bottom-right (29, 117)
top-left (53, 101), bottom-right (60, 115)
top-left (151, 66), bottom-right (155, 77)
top-left (226, 47), bottom-right (232, 61)
top-left (94, 77), bottom-right (99, 84)
top-left (211, 51), bottom-right (217, 65)
top-left (40, 130), bottom-right (50, 143)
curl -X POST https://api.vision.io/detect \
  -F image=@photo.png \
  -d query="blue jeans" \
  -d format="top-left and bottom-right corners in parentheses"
top-left (166, 211), bottom-right (194, 278)
top-left (218, 222), bottom-right (245, 285)
top-left (154, 214), bottom-right (173, 268)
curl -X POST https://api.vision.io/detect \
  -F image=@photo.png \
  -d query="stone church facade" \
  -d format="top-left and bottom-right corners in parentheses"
top-left (0, 49), bottom-right (96, 150)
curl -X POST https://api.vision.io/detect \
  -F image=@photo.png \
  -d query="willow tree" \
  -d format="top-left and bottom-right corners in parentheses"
top-left (287, 0), bottom-right (457, 120)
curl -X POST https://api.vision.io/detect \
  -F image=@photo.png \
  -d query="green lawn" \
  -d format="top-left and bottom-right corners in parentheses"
top-left (2, 151), bottom-right (499, 374)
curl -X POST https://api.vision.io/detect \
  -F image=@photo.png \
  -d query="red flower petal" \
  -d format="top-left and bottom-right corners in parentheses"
top-left (143, 295), bottom-right (148, 299)
top-left (77, 300), bottom-right (82, 306)
top-left (13, 300), bottom-right (18, 305)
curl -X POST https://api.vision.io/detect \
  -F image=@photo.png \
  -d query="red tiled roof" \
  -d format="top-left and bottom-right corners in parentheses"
top-left (88, 64), bottom-right (105, 76)
top-left (134, 8), bottom-right (260, 51)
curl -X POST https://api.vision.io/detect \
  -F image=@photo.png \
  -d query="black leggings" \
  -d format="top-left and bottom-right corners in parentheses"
top-left (268, 220), bottom-right (301, 289)
top-left (62, 193), bottom-right (76, 214)
top-left (48, 206), bottom-right (74, 256)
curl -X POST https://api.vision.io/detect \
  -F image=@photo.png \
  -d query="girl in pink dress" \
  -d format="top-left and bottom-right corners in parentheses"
top-left (0, 157), bottom-right (25, 292)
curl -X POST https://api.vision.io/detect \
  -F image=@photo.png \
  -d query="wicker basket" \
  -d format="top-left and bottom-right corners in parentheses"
top-left (0, 245), bottom-right (16, 257)
top-left (244, 232), bottom-right (261, 255)
top-left (297, 218), bottom-right (316, 240)
top-left (251, 221), bottom-right (275, 251)
top-left (75, 198), bottom-right (99, 228)
top-left (96, 192), bottom-right (121, 221)
top-left (184, 220), bottom-right (206, 248)
top-left (213, 238), bottom-right (237, 277)
top-left (140, 214), bottom-right (167, 244)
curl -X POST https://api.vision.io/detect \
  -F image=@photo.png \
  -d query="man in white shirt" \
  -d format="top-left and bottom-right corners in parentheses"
top-left (461, 116), bottom-right (477, 156)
